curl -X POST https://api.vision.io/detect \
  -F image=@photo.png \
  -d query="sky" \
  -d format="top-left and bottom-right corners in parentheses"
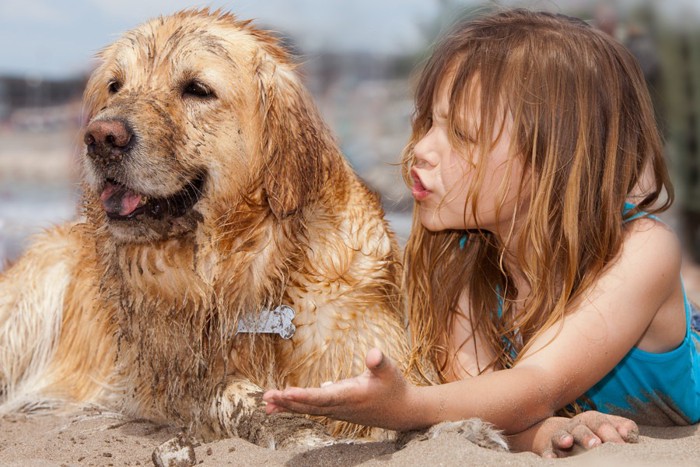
top-left (2, 0), bottom-right (700, 79)
top-left (0, 0), bottom-right (441, 78)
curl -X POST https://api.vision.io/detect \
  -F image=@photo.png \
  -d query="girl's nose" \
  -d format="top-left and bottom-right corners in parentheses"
top-left (413, 126), bottom-right (441, 168)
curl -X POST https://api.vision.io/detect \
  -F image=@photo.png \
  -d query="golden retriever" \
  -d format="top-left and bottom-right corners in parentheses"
top-left (0, 9), bottom-right (508, 454)
top-left (0, 9), bottom-right (409, 448)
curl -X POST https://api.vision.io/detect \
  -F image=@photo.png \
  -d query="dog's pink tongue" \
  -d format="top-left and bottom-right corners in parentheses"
top-left (100, 182), bottom-right (143, 216)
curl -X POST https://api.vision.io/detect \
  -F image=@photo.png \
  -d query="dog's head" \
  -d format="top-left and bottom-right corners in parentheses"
top-left (82, 9), bottom-right (331, 243)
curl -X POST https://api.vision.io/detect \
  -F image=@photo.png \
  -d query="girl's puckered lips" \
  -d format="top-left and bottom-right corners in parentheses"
top-left (411, 169), bottom-right (430, 201)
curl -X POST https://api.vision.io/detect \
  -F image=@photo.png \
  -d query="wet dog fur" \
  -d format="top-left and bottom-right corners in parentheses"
top-left (0, 8), bottom-right (506, 451)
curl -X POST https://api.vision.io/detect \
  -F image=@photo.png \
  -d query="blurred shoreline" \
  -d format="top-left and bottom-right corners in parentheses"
top-left (0, 127), bottom-right (81, 266)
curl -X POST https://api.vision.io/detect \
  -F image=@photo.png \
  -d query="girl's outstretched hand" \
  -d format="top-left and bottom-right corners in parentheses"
top-left (262, 348), bottom-right (416, 430)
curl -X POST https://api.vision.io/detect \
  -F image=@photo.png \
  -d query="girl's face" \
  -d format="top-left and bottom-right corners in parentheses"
top-left (410, 81), bottom-right (527, 233)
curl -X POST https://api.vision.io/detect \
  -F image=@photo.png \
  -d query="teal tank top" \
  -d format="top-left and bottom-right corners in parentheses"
top-left (584, 284), bottom-right (700, 425)
top-left (583, 203), bottom-right (700, 425)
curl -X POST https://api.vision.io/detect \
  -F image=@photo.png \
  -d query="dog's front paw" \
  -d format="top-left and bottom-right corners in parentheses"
top-left (212, 379), bottom-right (335, 449)
top-left (397, 418), bottom-right (508, 452)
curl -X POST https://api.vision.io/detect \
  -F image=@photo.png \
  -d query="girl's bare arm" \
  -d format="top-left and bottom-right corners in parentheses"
top-left (264, 219), bottom-right (682, 434)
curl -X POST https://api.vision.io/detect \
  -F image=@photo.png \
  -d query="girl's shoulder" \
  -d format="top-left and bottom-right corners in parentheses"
top-left (617, 215), bottom-right (682, 303)
top-left (615, 214), bottom-right (688, 355)
top-left (622, 214), bottom-right (681, 265)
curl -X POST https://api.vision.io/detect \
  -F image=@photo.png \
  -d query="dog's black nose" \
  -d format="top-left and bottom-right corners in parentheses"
top-left (84, 119), bottom-right (133, 165)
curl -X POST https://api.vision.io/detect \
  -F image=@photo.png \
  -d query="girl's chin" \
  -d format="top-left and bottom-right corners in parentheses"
top-left (416, 209), bottom-right (482, 233)
top-left (417, 210), bottom-right (457, 232)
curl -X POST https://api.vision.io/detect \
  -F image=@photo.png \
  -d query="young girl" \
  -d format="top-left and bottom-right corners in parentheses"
top-left (264, 9), bottom-right (700, 456)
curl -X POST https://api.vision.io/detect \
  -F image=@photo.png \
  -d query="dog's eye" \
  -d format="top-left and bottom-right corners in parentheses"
top-left (183, 80), bottom-right (214, 99)
top-left (108, 80), bottom-right (122, 94)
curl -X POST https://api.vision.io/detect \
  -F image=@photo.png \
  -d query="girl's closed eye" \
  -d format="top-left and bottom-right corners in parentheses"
top-left (453, 127), bottom-right (478, 145)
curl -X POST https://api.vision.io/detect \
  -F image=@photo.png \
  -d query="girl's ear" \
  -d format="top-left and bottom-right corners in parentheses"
top-left (256, 58), bottom-right (326, 219)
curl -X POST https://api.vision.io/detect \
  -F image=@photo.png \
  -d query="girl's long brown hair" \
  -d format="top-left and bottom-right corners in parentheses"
top-left (402, 9), bottom-right (673, 392)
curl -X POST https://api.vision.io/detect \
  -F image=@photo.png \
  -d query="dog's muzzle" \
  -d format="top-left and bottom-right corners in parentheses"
top-left (84, 118), bottom-right (134, 169)
top-left (84, 117), bottom-right (206, 222)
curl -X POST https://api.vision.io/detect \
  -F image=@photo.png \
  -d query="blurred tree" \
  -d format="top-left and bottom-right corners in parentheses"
top-left (659, 25), bottom-right (700, 261)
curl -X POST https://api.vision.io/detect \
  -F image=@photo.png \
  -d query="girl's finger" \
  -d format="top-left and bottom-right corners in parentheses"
top-left (570, 423), bottom-right (601, 449)
top-left (608, 415), bottom-right (640, 442)
top-left (278, 382), bottom-right (357, 407)
top-left (265, 396), bottom-right (334, 416)
top-left (593, 422), bottom-right (625, 444)
top-left (366, 348), bottom-right (386, 371)
top-left (263, 401), bottom-right (283, 414)
top-left (550, 431), bottom-right (574, 451)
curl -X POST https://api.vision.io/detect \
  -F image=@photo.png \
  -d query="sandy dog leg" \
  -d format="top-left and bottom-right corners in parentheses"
top-left (0, 232), bottom-right (71, 412)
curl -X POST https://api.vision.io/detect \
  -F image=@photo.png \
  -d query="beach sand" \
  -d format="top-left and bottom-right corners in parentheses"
top-left (0, 408), bottom-right (698, 466)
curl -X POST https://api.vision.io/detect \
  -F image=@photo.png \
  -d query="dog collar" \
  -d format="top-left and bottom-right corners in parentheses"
top-left (236, 305), bottom-right (296, 339)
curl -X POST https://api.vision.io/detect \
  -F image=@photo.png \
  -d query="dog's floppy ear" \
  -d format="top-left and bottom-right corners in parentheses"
top-left (257, 58), bottom-right (329, 219)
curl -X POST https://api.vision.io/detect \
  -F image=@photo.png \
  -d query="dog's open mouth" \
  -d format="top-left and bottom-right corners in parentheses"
top-left (99, 174), bottom-right (206, 221)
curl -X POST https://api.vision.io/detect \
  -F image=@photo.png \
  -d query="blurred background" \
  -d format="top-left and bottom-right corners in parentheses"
top-left (2, 0), bottom-right (700, 302)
